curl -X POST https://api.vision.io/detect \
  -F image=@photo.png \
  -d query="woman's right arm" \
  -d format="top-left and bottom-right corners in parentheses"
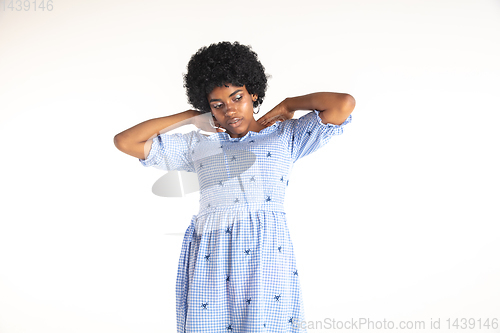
top-left (113, 110), bottom-right (198, 160)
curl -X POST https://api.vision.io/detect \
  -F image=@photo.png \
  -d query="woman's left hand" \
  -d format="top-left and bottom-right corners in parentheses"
top-left (257, 99), bottom-right (295, 127)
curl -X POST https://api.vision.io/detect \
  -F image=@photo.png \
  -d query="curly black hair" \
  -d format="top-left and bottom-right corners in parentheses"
top-left (183, 41), bottom-right (270, 114)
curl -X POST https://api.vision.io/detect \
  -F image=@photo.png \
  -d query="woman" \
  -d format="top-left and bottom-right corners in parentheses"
top-left (114, 41), bottom-right (355, 333)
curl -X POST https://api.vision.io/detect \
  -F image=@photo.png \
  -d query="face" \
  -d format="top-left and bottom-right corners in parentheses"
top-left (207, 84), bottom-right (263, 138)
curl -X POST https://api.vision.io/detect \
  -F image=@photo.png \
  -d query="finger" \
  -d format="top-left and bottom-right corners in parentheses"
top-left (263, 117), bottom-right (275, 125)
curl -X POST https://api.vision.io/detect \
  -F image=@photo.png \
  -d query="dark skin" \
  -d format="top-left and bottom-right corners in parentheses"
top-left (113, 83), bottom-right (354, 161)
top-left (208, 83), bottom-right (355, 138)
top-left (208, 84), bottom-right (267, 138)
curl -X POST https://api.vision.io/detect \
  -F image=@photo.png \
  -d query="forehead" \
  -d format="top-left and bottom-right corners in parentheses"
top-left (208, 84), bottom-right (248, 100)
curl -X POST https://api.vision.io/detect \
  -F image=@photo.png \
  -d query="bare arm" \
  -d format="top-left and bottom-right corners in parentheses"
top-left (258, 92), bottom-right (355, 127)
top-left (114, 110), bottom-right (197, 160)
top-left (284, 92), bottom-right (355, 125)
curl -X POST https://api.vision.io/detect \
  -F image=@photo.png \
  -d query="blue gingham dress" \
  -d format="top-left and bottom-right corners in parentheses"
top-left (139, 110), bottom-right (352, 332)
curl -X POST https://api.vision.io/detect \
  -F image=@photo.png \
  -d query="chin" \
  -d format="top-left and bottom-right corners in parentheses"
top-left (227, 124), bottom-right (249, 136)
top-left (230, 121), bottom-right (246, 130)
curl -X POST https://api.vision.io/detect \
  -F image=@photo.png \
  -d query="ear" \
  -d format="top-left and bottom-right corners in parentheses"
top-left (251, 94), bottom-right (258, 102)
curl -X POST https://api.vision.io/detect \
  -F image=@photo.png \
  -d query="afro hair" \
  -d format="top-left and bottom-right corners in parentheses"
top-left (183, 41), bottom-right (269, 114)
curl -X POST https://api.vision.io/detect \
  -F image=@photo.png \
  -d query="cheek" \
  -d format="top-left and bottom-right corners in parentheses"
top-left (211, 110), bottom-right (222, 118)
top-left (242, 99), bottom-right (254, 110)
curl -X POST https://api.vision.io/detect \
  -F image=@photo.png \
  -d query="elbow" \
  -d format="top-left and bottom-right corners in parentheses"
top-left (114, 134), bottom-right (121, 147)
top-left (344, 94), bottom-right (356, 113)
top-left (114, 134), bottom-right (127, 151)
top-left (331, 94), bottom-right (355, 125)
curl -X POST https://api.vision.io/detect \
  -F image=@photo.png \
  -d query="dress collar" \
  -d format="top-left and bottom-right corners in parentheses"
top-left (201, 121), bottom-right (281, 142)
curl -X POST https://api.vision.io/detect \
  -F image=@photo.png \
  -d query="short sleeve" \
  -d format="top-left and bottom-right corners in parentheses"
top-left (284, 110), bottom-right (352, 162)
top-left (138, 131), bottom-right (196, 172)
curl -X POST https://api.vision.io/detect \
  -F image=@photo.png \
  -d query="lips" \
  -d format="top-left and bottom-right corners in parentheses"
top-left (228, 117), bottom-right (242, 127)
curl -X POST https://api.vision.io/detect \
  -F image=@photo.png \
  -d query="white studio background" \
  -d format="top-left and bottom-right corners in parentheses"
top-left (0, 0), bottom-right (499, 332)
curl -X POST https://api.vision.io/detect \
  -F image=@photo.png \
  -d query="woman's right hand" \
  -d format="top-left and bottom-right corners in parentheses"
top-left (189, 110), bottom-right (226, 133)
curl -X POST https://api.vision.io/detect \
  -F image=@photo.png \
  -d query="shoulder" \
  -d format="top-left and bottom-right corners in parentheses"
top-left (276, 111), bottom-right (315, 134)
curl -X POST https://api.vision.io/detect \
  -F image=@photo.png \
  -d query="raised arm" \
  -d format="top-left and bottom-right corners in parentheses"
top-left (258, 92), bottom-right (355, 127)
top-left (284, 92), bottom-right (355, 125)
top-left (113, 110), bottom-right (198, 160)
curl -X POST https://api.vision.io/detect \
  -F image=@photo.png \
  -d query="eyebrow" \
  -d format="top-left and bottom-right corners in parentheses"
top-left (209, 89), bottom-right (243, 103)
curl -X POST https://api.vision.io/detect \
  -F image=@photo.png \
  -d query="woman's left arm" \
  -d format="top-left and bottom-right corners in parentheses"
top-left (258, 92), bottom-right (355, 127)
top-left (284, 92), bottom-right (356, 125)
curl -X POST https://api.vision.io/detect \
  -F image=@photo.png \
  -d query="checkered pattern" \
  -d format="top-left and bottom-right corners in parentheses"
top-left (139, 110), bottom-right (352, 332)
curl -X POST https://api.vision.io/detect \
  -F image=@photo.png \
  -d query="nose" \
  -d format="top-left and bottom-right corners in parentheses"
top-left (225, 102), bottom-right (236, 116)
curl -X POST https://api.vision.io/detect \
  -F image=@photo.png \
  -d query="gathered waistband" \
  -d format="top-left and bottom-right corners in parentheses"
top-left (196, 201), bottom-right (286, 217)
